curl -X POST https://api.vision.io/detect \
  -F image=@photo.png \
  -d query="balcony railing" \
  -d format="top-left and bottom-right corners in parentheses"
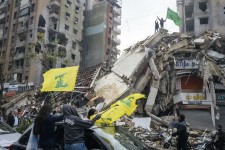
top-left (0, 0), bottom-right (8, 11)
top-left (13, 66), bottom-right (23, 73)
top-left (17, 27), bottom-right (28, 34)
top-left (16, 41), bottom-right (26, 48)
top-left (113, 27), bottom-right (121, 35)
top-left (50, 0), bottom-right (60, 9)
top-left (13, 53), bottom-right (25, 60)
top-left (113, 7), bottom-right (121, 16)
top-left (49, 13), bottom-right (59, 22)
top-left (112, 36), bottom-right (121, 45)
top-left (114, 17), bottom-right (121, 25)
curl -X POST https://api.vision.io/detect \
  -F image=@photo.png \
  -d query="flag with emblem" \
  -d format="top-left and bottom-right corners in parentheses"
top-left (41, 66), bottom-right (79, 92)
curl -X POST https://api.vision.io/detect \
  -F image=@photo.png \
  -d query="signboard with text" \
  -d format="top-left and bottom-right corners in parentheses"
top-left (216, 93), bottom-right (225, 105)
top-left (173, 92), bottom-right (212, 105)
top-left (175, 59), bottom-right (199, 69)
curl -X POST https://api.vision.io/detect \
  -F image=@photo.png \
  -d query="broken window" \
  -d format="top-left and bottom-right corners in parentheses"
top-left (65, 12), bottom-right (70, 20)
top-left (31, 3), bottom-right (35, 12)
top-left (199, 2), bottom-right (207, 12)
top-left (199, 17), bottom-right (208, 24)
top-left (186, 19), bottom-right (194, 32)
top-left (75, 6), bottom-right (80, 13)
top-left (71, 54), bottom-right (76, 60)
top-left (72, 41), bottom-right (76, 49)
top-left (38, 15), bottom-right (46, 27)
top-left (30, 17), bottom-right (34, 25)
top-left (65, 25), bottom-right (69, 30)
top-left (185, 5), bottom-right (193, 18)
top-left (19, 7), bottom-right (29, 17)
top-left (74, 17), bottom-right (78, 24)
top-left (14, 11), bottom-right (17, 19)
top-left (73, 29), bottom-right (78, 34)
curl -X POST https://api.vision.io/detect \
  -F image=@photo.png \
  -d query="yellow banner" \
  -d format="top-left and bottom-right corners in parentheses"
top-left (41, 66), bottom-right (79, 92)
top-left (91, 93), bottom-right (146, 125)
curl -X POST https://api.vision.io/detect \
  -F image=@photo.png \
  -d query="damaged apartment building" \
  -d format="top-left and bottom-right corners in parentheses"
top-left (93, 29), bottom-right (225, 130)
top-left (177, 0), bottom-right (225, 35)
top-left (81, 0), bottom-right (121, 69)
top-left (0, 0), bottom-right (84, 89)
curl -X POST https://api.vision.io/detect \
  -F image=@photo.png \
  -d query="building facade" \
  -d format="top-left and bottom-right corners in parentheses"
top-left (177, 0), bottom-right (225, 35)
top-left (0, 0), bottom-right (84, 87)
top-left (81, 0), bottom-right (121, 69)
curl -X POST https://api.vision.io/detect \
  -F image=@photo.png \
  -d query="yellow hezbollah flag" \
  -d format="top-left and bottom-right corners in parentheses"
top-left (41, 66), bottom-right (79, 92)
top-left (91, 93), bottom-right (146, 125)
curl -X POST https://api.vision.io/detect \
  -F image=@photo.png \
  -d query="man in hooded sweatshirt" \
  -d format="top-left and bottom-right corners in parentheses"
top-left (62, 104), bottom-right (101, 150)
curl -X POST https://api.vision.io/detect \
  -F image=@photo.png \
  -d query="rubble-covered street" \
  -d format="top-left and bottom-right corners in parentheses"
top-left (1, 29), bottom-right (225, 149)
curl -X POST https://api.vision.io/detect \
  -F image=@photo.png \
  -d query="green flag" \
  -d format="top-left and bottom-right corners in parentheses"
top-left (166, 7), bottom-right (182, 26)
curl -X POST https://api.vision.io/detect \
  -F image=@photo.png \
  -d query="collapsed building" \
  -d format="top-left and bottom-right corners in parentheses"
top-left (92, 29), bottom-right (225, 130)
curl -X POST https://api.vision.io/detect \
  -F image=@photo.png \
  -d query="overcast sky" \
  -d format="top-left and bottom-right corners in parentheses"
top-left (118, 0), bottom-right (179, 50)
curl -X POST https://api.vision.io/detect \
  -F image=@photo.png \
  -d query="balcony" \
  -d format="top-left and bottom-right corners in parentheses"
top-left (16, 41), bottom-right (26, 48)
top-left (49, 13), bottom-right (59, 22)
top-left (112, 36), bottom-right (121, 45)
top-left (113, 7), bottom-right (121, 17)
top-left (17, 27), bottom-right (28, 36)
top-left (18, 16), bottom-right (29, 22)
top-left (0, 0), bottom-right (8, 11)
top-left (0, 13), bottom-right (5, 21)
top-left (13, 53), bottom-right (25, 60)
top-left (50, 0), bottom-right (60, 9)
top-left (113, 27), bottom-right (121, 35)
top-left (113, 17), bottom-right (121, 25)
top-left (13, 66), bottom-right (23, 73)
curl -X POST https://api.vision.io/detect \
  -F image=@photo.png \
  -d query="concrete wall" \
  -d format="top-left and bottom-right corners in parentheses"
top-left (178, 0), bottom-right (225, 36)
top-left (82, 1), bottom-right (108, 67)
top-left (210, 0), bottom-right (225, 35)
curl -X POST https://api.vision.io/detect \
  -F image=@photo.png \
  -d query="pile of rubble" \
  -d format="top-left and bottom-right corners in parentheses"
top-left (117, 115), bottom-right (214, 150)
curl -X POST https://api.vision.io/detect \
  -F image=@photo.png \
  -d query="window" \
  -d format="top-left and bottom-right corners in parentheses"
top-left (12, 24), bottom-right (16, 31)
top-left (65, 25), bottom-right (69, 30)
top-left (224, 7), bottom-right (225, 14)
top-left (75, 6), bottom-right (80, 13)
top-left (30, 17), bottom-right (34, 25)
top-left (71, 54), bottom-right (76, 61)
top-left (11, 36), bottom-right (14, 44)
top-left (31, 3), bottom-right (35, 12)
top-left (200, 17), bottom-right (208, 24)
top-left (65, 12), bottom-right (70, 20)
top-left (199, 2), bottom-right (207, 12)
top-left (108, 38), bottom-right (111, 45)
top-left (15, 0), bottom-right (19, 7)
top-left (5, 27), bottom-right (8, 33)
top-left (67, 0), bottom-right (72, 5)
top-left (73, 29), bottom-right (78, 34)
top-left (6, 15), bottom-right (9, 22)
top-left (14, 11), bottom-right (17, 19)
top-left (74, 17), bottom-right (78, 24)
top-left (108, 28), bottom-right (111, 34)
top-left (72, 41), bottom-right (76, 49)
top-left (30, 33), bottom-right (33, 38)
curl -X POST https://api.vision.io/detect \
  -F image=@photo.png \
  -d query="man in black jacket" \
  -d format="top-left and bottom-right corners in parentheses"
top-left (215, 125), bottom-right (225, 150)
top-left (62, 104), bottom-right (101, 150)
top-left (172, 114), bottom-right (188, 150)
top-left (6, 111), bottom-right (15, 127)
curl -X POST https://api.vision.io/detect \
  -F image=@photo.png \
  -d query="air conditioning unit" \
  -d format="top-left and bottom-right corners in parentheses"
top-left (66, 16), bottom-right (69, 20)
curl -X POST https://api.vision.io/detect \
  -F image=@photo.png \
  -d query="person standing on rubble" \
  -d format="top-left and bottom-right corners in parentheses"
top-left (6, 111), bottom-right (15, 127)
top-left (62, 104), bottom-right (101, 150)
top-left (157, 17), bottom-right (166, 29)
top-left (155, 20), bottom-right (159, 33)
top-left (172, 114), bottom-right (188, 150)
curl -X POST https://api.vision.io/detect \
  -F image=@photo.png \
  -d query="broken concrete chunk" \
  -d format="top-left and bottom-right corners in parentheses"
top-left (194, 38), bottom-right (205, 45)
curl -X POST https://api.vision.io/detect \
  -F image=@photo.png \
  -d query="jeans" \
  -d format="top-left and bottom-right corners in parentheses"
top-left (64, 143), bottom-right (88, 150)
